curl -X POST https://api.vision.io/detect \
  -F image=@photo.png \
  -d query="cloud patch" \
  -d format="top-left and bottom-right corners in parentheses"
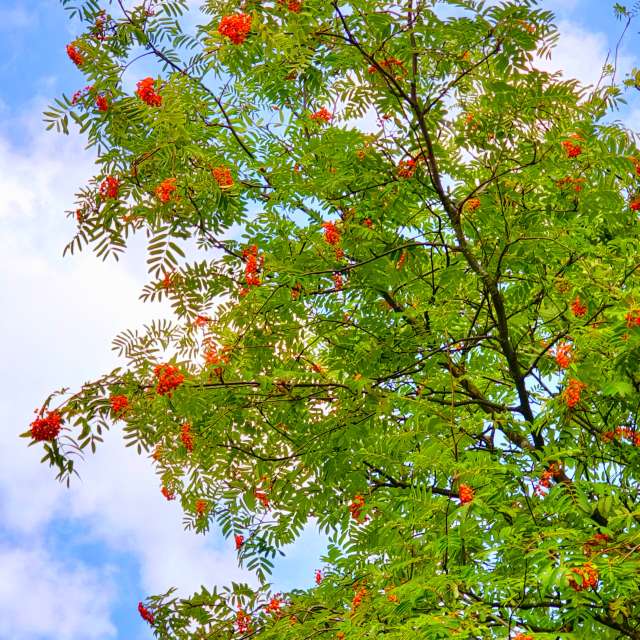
top-left (0, 544), bottom-right (117, 640)
top-left (535, 20), bottom-right (635, 88)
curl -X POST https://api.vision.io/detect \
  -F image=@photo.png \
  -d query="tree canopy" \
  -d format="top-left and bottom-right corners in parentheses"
top-left (27, 0), bottom-right (640, 638)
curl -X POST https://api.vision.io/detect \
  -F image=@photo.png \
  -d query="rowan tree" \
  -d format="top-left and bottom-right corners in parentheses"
top-left (26, 0), bottom-right (640, 638)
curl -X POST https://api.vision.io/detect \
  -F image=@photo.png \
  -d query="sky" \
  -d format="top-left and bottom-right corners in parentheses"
top-left (1, 0), bottom-right (639, 638)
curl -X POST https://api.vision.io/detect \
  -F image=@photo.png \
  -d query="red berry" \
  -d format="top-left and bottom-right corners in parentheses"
top-left (322, 221), bottom-right (340, 246)
top-left (30, 410), bottom-right (63, 442)
top-left (135, 77), bottom-right (162, 107)
top-left (161, 486), bottom-right (175, 501)
top-left (99, 175), bottom-right (119, 199)
top-left (459, 484), bottom-right (474, 505)
top-left (153, 363), bottom-right (184, 396)
top-left (95, 95), bottom-right (108, 112)
top-left (563, 379), bottom-right (586, 408)
top-left (138, 602), bottom-right (155, 624)
top-left (310, 107), bottom-right (332, 123)
top-left (66, 43), bottom-right (84, 66)
top-left (218, 14), bottom-right (252, 45)
top-left (180, 422), bottom-right (194, 452)
top-left (570, 296), bottom-right (587, 317)
top-left (155, 178), bottom-right (177, 203)
top-left (562, 137), bottom-right (582, 158)
top-left (212, 166), bottom-right (233, 188)
top-left (109, 395), bottom-right (129, 416)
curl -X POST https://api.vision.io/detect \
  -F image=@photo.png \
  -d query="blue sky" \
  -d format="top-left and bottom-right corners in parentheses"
top-left (1, 0), bottom-right (639, 638)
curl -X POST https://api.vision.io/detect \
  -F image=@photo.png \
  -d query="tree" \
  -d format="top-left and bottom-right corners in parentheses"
top-left (27, 0), bottom-right (640, 637)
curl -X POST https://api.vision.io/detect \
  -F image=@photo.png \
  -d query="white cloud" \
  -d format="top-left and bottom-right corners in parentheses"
top-left (0, 103), bottom-right (255, 636)
top-left (535, 20), bottom-right (635, 88)
top-left (0, 545), bottom-right (116, 640)
top-left (66, 431), bottom-right (256, 595)
top-left (0, 91), bottom-right (331, 640)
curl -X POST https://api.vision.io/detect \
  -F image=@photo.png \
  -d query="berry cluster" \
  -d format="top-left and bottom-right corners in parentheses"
top-left (254, 489), bottom-right (270, 508)
top-left (95, 95), bottom-right (108, 112)
top-left (242, 244), bottom-right (262, 289)
top-left (136, 77), bottom-right (162, 107)
top-left (459, 484), bottom-right (474, 505)
top-left (315, 569), bottom-right (322, 584)
top-left (235, 609), bottom-right (252, 633)
top-left (160, 271), bottom-right (173, 290)
top-left (66, 43), bottom-right (84, 66)
top-left (265, 596), bottom-right (283, 614)
top-left (562, 136), bottom-right (582, 158)
top-left (218, 14), bottom-right (252, 45)
top-left (109, 394), bottom-right (129, 416)
top-left (568, 563), bottom-right (598, 592)
top-left (602, 426), bottom-right (640, 446)
top-left (195, 499), bottom-right (208, 516)
top-left (212, 166), bottom-right (234, 188)
top-left (71, 85), bottom-right (93, 106)
top-left (322, 221), bottom-right (341, 247)
top-left (235, 534), bottom-right (244, 550)
top-left (556, 176), bottom-right (584, 192)
top-left (204, 342), bottom-right (230, 376)
top-left (554, 343), bottom-right (573, 369)
top-left (368, 57), bottom-right (403, 74)
top-left (631, 156), bottom-right (640, 176)
top-left (349, 494), bottom-right (366, 522)
top-left (563, 379), bottom-right (586, 408)
top-left (99, 175), bottom-right (119, 199)
top-left (464, 197), bottom-right (481, 212)
top-left (351, 586), bottom-right (367, 612)
top-left (583, 533), bottom-right (611, 556)
top-left (533, 462), bottom-right (562, 496)
top-left (154, 363), bottom-right (185, 396)
top-left (138, 602), bottom-right (155, 624)
top-left (310, 107), bottom-right (332, 123)
top-left (397, 158), bottom-right (416, 178)
top-left (194, 314), bottom-right (210, 327)
top-left (278, 0), bottom-right (303, 11)
top-left (625, 309), bottom-right (640, 328)
top-left (91, 12), bottom-right (109, 42)
top-left (155, 177), bottom-right (177, 203)
top-left (180, 422), bottom-right (194, 452)
top-left (30, 410), bottom-right (63, 442)
top-left (161, 486), bottom-right (175, 501)
top-left (570, 296), bottom-right (587, 317)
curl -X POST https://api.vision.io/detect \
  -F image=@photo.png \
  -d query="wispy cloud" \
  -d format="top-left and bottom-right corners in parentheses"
top-left (0, 544), bottom-right (117, 640)
top-left (535, 19), bottom-right (635, 88)
top-left (0, 102), bottom-right (255, 635)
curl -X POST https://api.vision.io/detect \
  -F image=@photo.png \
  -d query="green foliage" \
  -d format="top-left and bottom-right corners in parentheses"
top-left (31, 0), bottom-right (640, 637)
